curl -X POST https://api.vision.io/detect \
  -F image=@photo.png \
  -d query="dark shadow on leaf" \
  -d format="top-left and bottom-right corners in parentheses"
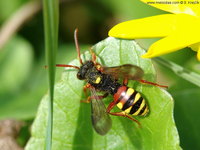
top-left (72, 92), bottom-right (93, 150)
top-left (119, 117), bottom-right (142, 149)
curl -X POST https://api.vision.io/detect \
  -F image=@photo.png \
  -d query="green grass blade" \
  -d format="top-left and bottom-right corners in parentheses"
top-left (154, 57), bottom-right (200, 87)
top-left (42, 0), bottom-right (59, 149)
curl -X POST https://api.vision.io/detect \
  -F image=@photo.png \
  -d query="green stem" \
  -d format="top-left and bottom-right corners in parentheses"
top-left (154, 57), bottom-right (200, 87)
top-left (43, 0), bottom-right (59, 149)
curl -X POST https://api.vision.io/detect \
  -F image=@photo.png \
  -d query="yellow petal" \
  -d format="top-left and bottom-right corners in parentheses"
top-left (141, 36), bottom-right (184, 58)
top-left (142, 31), bottom-right (200, 58)
top-left (109, 14), bottom-right (176, 39)
top-left (189, 42), bottom-right (200, 52)
top-left (141, 0), bottom-right (200, 16)
top-left (197, 49), bottom-right (200, 61)
top-left (109, 14), bottom-right (200, 39)
top-left (109, 13), bottom-right (200, 59)
top-left (189, 42), bottom-right (200, 61)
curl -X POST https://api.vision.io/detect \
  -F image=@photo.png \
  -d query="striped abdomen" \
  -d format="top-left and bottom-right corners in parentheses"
top-left (113, 86), bottom-right (149, 116)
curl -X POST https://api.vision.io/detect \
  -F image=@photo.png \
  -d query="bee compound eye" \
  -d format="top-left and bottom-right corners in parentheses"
top-left (77, 71), bottom-right (84, 80)
top-left (77, 72), bottom-right (81, 79)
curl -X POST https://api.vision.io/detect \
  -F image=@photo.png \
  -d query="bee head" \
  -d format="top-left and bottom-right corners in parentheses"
top-left (77, 61), bottom-right (94, 80)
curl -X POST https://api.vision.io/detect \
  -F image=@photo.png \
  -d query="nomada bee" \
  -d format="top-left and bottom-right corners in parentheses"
top-left (56, 29), bottom-right (167, 135)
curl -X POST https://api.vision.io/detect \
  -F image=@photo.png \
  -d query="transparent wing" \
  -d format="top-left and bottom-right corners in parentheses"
top-left (103, 64), bottom-right (144, 80)
top-left (90, 87), bottom-right (112, 135)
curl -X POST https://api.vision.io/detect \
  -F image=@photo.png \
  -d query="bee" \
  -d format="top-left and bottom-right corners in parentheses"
top-left (56, 29), bottom-right (167, 135)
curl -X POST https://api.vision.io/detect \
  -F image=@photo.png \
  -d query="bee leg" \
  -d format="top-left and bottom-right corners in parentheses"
top-left (89, 49), bottom-right (104, 72)
top-left (80, 96), bottom-right (92, 103)
top-left (138, 79), bottom-right (168, 88)
top-left (81, 84), bottom-right (92, 103)
top-left (109, 112), bottom-right (141, 127)
top-left (83, 83), bottom-right (91, 97)
top-left (91, 93), bottom-right (109, 100)
top-left (90, 48), bottom-right (97, 65)
top-left (106, 102), bottom-right (141, 127)
top-left (81, 93), bottom-right (108, 103)
top-left (123, 78), bottom-right (128, 86)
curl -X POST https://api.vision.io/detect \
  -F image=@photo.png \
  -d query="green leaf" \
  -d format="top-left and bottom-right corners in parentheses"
top-left (153, 56), bottom-right (200, 150)
top-left (0, 35), bottom-right (33, 94)
top-left (0, 61), bottom-right (46, 120)
top-left (173, 89), bottom-right (200, 150)
top-left (25, 38), bottom-right (181, 150)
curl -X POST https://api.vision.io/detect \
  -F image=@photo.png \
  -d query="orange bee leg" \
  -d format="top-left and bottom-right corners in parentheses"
top-left (138, 79), bottom-right (168, 88)
top-left (123, 78), bottom-right (128, 86)
top-left (83, 83), bottom-right (91, 97)
top-left (81, 93), bottom-right (109, 103)
top-left (89, 48), bottom-right (104, 72)
top-left (106, 101), bottom-right (141, 127)
top-left (109, 112), bottom-right (141, 127)
top-left (80, 96), bottom-right (92, 103)
top-left (90, 48), bottom-right (97, 65)
top-left (81, 83), bottom-right (91, 103)
top-left (106, 101), bottom-right (117, 112)
top-left (95, 63), bottom-right (104, 72)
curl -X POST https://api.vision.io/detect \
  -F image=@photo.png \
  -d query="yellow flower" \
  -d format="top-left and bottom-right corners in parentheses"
top-left (108, 0), bottom-right (200, 60)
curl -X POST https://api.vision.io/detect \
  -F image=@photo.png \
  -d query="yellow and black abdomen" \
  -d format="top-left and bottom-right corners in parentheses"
top-left (114, 86), bottom-right (149, 116)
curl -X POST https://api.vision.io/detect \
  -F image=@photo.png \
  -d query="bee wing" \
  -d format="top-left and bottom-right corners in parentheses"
top-left (90, 87), bottom-right (112, 135)
top-left (102, 64), bottom-right (144, 80)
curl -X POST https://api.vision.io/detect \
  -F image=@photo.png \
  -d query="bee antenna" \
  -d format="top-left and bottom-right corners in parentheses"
top-left (56, 64), bottom-right (80, 70)
top-left (74, 28), bottom-right (83, 65)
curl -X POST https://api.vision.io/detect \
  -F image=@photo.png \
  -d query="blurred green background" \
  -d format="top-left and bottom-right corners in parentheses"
top-left (0, 0), bottom-right (199, 149)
